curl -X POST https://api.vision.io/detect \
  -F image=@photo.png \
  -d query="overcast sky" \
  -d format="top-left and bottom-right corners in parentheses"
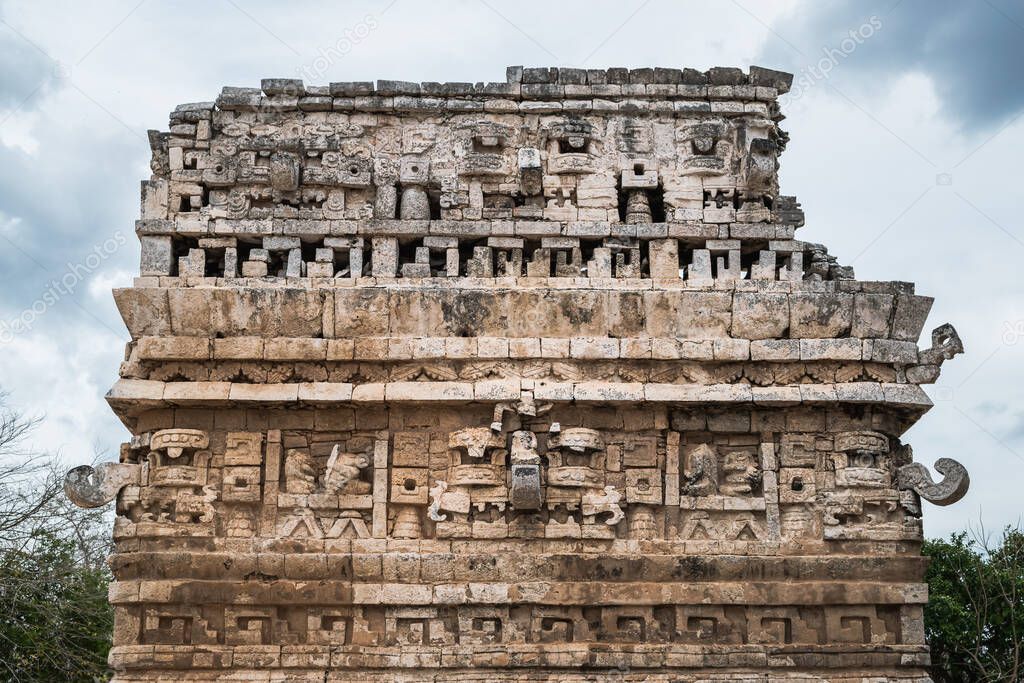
top-left (0, 0), bottom-right (1020, 538)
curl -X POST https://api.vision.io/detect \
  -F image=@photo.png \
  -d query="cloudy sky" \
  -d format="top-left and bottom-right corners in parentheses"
top-left (0, 0), bottom-right (1020, 537)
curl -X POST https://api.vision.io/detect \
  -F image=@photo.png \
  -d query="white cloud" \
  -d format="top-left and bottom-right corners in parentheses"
top-left (87, 267), bottom-right (133, 302)
top-left (0, 322), bottom-right (126, 462)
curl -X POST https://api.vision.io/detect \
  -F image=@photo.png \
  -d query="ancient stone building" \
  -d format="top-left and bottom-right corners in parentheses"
top-left (66, 65), bottom-right (970, 682)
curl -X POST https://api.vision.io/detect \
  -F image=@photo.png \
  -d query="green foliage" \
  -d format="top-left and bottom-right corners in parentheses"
top-left (0, 398), bottom-right (112, 681)
top-left (924, 527), bottom-right (1024, 682)
top-left (0, 530), bottom-right (113, 682)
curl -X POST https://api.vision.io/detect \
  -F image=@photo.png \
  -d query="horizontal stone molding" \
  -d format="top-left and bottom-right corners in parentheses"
top-left (106, 378), bottom-right (932, 421)
top-left (126, 277), bottom-right (913, 295)
top-left (109, 579), bottom-right (926, 606)
top-left (135, 334), bottom-right (921, 364)
top-left (108, 550), bottom-right (927, 583)
top-left (108, 645), bottom-right (928, 675)
top-left (115, 285), bottom-right (933, 344)
top-left (203, 67), bottom-right (793, 116)
top-left (137, 217), bottom-right (799, 241)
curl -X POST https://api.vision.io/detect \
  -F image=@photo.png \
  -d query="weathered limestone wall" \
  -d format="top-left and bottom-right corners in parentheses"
top-left (66, 65), bottom-right (968, 682)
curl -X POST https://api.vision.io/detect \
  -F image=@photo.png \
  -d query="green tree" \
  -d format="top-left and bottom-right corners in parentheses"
top-left (924, 527), bottom-right (1024, 682)
top-left (0, 399), bottom-right (113, 682)
top-left (1, 530), bottom-right (113, 681)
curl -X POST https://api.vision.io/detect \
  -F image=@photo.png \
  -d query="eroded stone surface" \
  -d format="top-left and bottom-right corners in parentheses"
top-left (69, 65), bottom-right (968, 682)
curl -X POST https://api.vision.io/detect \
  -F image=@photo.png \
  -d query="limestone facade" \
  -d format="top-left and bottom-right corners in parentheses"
top-left (66, 65), bottom-right (970, 682)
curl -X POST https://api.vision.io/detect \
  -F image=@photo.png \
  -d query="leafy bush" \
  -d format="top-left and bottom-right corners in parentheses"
top-left (924, 527), bottom-right (1024, 682)
top-left (0, 400), bottom-right (112, 682)
top-left (0, 532), bottom-right (112, 681)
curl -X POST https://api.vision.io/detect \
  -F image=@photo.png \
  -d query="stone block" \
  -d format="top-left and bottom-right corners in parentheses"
top-left (891, 294), bottom-right (934, 342)
top-left (799, 338), bottom-right (862, 361)
top-left (540, 338), bottom-right (570, 358)
top-left (648, 239), bottom-right (680, 278)
top-left (385, 382), bottom-right (473, 401)
top-left (620, 337), bottom-right (652, 359)
top-left (140, 235), bottom-right (173, 276)
top-left (713, 338), bottom-right (750, 361)
top-left (573, 382), bottom-right (644, 402)
top-left (731, 292), bottom-right (789, 339)
top-left (297, 383), bottom-right (353, 402)
top-left (326, 339), bottom-right (355, 360)
top-left (241, 260), bottom-right (268, 277)
top-left (213, 337), bottom-right (264, 360)
top-left (137, 336), bottom-right (210, 360)
top-left (868, 339), bottom-right (919, 364)
top-left (569, 337), bottom-right (619, 359)
top-left (750, 339), bottom-right (800, 361)
top-left (678, 340), bottom-right (714, 360)
top-left (789, 293), bottom-right (853, 338)
top-left (508, 338), bottom-right (540, 358)
top-left (852, 293), bottom-right (894, 338)
top-left (477, 337), bottom-right (509, 358)
top-left (228, 383), bottom-right (299, 402)
top-left (353, 337), bottom-right (388, 360)
top-left (264, 338), bottom-right (327, 361)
